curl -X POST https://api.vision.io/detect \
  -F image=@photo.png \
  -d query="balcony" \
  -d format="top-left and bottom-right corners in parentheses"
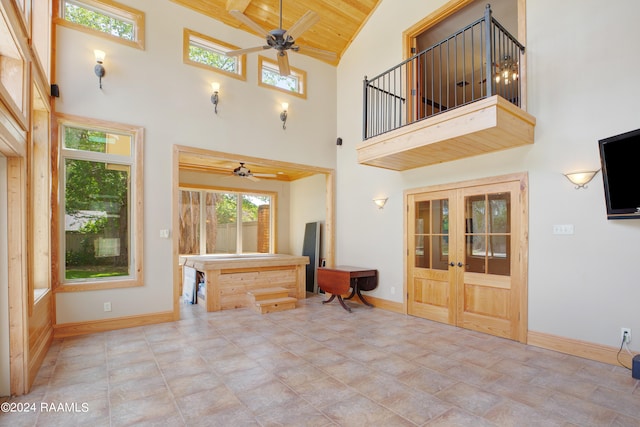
top-left (357, 5), bottom-right (536, 171)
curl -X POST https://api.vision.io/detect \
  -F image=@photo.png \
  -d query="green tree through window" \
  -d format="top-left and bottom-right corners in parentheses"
top-left (188, 45), bottom-right (237, 73)
top-left (63, 126), bottom-right (132, 280)
top-left (64, 1), bottom-right (134, 40)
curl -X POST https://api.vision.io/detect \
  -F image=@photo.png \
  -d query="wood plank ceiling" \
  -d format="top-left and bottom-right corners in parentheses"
top-left (170, 0), bottom-right (381, 65)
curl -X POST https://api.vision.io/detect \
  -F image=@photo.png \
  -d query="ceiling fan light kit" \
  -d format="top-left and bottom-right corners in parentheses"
top-left (227, 0), bottom-right (335, 76)
top-left (233, 162), bottom-right (277, 181)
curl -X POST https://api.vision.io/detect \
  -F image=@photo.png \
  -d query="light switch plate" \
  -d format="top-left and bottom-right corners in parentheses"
top-left (552, 224), bottom-right (574, 235)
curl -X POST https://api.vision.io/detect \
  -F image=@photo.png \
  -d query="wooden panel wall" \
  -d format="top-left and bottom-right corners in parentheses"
top-left (1, 0), bottom-right (53, 396)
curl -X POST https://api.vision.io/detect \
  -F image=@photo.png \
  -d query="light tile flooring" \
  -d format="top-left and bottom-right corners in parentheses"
top-left (2, 295), bottom-right (639, 426)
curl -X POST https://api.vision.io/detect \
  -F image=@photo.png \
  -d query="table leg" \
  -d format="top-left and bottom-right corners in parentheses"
top-left (356, 287), bottom-right (374, 307)
top-left (344, 285), bottom-right (356, 300)
top-left (322, 293), bottom-right (352, 312)
top-left (337, 296), bottom-right (352, 312)
top-left (322, 294), bottom-right (336, 305)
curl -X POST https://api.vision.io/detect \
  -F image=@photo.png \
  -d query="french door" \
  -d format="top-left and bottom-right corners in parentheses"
top-left (407, 174), bottom-right (528, 342)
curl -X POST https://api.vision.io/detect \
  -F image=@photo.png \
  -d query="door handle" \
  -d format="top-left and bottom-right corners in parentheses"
top-left (457, 262), bottom-right (464, 267)
top-left (449, 262), bottom-right (455, 267)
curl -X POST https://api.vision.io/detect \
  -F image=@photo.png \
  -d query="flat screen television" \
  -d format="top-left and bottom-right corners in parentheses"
top-left (598, 128), bottom-right (640, 219)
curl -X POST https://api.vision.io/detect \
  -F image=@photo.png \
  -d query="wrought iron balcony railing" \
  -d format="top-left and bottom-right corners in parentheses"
top-left (363, 5), bottom-right (525, 140)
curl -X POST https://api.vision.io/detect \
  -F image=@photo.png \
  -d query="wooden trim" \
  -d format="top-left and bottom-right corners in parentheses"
top-left (175, 146), bottom-right (334, 176)
top-left (528, 330), bottom-right (634, 368)
top-left (405, 172), bottom-right (529, 197)
top-left (53, 311), bottom-right (174, 338)
top-left (172, 146), bottom-right (181, 321)
top-left (517, 0), bottom-right (527, 111)
top-left (7, 156), bottom-right (28, 395)
top-left (183, 28), bottom-right (247, 81)
top-left (517, 173), bottom-right (529, 342)
top-left (54, 0), bottom-right (146, 50)
top-left (27, 293), bottom-right (53, 389)
top-left (402, 0), bottom-right (475, 60)
top-left (324, 171), bottom-right (335, 267)
top-left (345, 293), bottom-right (404, 314)
top-left (258, 55), bottom-right (308, 100)
top-left (52, 113), bottom-right (144, 292)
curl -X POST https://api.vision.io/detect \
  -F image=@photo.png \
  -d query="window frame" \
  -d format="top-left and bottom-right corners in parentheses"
top-left (55, 0), bottom-right (145, 50)
top-left (258, 55), bottom-right (307, 99)
top-left (183, 28), bottom-right (246, 81)
top-left (178, 186), bottom-right (276, 256)
top-left (55, 114), bottom-right (144, 292)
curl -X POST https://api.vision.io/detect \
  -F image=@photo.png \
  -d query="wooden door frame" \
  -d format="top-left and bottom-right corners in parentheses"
top-left (404, 172), bottom-right (529, 342)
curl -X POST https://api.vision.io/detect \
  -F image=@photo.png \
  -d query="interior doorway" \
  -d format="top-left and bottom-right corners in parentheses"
top-left (405, 173), bottom-right (528, 343)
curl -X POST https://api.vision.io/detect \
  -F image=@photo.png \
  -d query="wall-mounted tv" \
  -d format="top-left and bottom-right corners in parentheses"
top-left (598, 128), bottom-right (640, 220)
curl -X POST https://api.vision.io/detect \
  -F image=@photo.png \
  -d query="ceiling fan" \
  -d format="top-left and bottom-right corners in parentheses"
top-left (227, 0), bottom-right (336, 76)
top-left (232, 162), bottom-right (277, 181)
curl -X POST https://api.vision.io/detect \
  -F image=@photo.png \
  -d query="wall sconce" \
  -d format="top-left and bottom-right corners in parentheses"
top-left (94, 50), bottom-right (106, 89)
top-left (373, 197), bottom-right (388, 209)
top-left (210, 82), bottom-right (220, 114)
top-left (564, 170), bottom-right (599, 189)
top-left (280, 102), bottom-right (288, 130)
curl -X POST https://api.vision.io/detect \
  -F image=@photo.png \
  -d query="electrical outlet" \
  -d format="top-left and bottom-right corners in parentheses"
top-left (390, 286), bottom-right (396, 295)
top-left (104, 302), bottom-right (112, 312)
top-left (621, 327), bottom-right (631, 344)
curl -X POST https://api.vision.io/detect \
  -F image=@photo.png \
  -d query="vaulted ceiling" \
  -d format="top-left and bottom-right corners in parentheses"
top-left (170, 0), bottom-right (381, 66)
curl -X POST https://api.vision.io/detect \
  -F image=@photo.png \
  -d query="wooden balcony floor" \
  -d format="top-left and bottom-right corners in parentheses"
top-left (357, 95), bottom-right (536, 171)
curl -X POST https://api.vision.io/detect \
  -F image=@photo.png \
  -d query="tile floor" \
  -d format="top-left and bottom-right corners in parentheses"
top-left (1, 295), bottom-right (639, 426)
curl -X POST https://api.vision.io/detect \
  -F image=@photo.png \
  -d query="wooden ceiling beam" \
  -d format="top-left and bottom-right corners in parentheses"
top-left (226, 0), bottom-right (252, 13)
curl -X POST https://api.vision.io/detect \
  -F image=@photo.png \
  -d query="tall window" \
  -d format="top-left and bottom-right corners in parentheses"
top-left (258, 56), bottom-right (307, 99)
top-left (183, 29), bottom-right (246, 80)
top-left (57, 0), bottom-right (145, 49)
top-left (58, 115), bottom-right (143, 289)
top-left (179, 189), bottom-right (273, 255)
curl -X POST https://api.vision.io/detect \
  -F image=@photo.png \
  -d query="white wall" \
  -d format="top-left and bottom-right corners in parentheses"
top-left (0, 156), bottom-right (9, 396)
top-left (54, 0), bottom-right (336, 323)
top-left (337, 0), bottom-right (640, 350)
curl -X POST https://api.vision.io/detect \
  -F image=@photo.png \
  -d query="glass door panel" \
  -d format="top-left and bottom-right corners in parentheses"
top-left (464, 193), bottom-right (511, 276)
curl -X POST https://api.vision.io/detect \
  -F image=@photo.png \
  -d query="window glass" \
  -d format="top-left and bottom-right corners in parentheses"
top-left (189, 41), bottom-right (238, 73)
top-left (179, 189), bottom-right (273, 255)
top-left (58, 117), bottom-right (142, 289)
top-left (63, 0), bottom-right (134, 40)
top-left (258, 56), bottom-right (307, 98)
top-left (64, 158), bottom-right (130, 280)
top-left (184, 29), bottom-right (246, 80)
top-left (178, 191), bottom-right (201, 255)
top-left (58, 0), bottom-right (145, 49)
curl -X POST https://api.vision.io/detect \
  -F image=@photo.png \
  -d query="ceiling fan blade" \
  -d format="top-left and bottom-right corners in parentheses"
top-left (253, 173), bottom-right (277, 178)
top-left (227, 45), bottom-right (271, 56)
top-left (283, 10), bottom-right (320, 41)
top-left (246, 175), bottom-right (260, 182)
top-left (277, 51), bottom-right (291, 76)
top-left (229, 9), bottom-right (271, 38)
top-left (295, 45), bottom-right (337, 61)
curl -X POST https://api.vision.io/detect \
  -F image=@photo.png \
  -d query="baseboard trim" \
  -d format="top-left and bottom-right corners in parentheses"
top-left (53, 311), bottom-right (174, 339)
top-left (345, 293), bottom-right (405, 314)
top-left (528, 330), bottom-right (634, 367)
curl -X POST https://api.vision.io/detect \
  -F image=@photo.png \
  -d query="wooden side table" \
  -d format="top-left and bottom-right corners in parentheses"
top-left (317, 266), bottom-right (378, 312)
